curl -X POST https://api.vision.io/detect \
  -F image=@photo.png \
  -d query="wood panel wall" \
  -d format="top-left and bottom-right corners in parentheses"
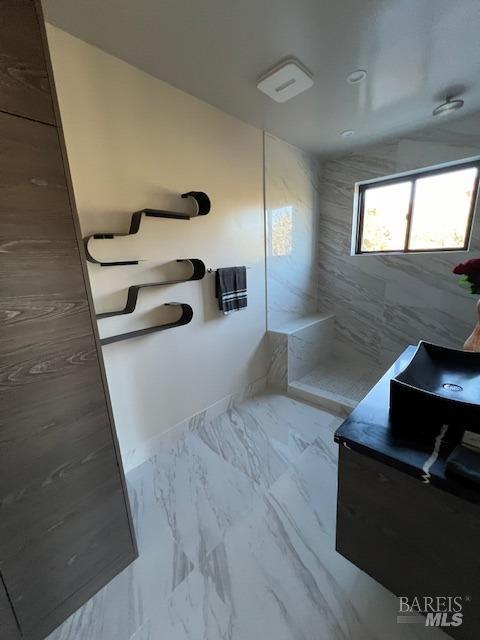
top-left (0, 2), bottom-right (137, 638)
top-left (0, 0), bottom-right (55, 124)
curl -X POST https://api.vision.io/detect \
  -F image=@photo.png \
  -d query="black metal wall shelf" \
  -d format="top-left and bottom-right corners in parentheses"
top-left (96, 259), bottom-right (205, 319)
top-left (100, 303), bottom-right (193, 345)
top-left (84, 191), bottom-right (211, 266)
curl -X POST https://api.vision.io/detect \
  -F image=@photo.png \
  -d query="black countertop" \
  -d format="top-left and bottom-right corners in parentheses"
top-left (334, 346), bottom-right (480, 505)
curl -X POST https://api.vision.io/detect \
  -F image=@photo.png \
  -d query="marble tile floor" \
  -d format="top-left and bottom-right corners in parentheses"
top-left (47, 391), bottom-right (447, 640)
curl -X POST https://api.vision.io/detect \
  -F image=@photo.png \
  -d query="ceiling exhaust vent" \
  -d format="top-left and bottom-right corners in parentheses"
top-left (257, 59), bottom-right (313, 103)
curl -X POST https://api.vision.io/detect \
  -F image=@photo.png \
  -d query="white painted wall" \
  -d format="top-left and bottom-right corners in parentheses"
top-left (46, 26), bottom-right (268, 468)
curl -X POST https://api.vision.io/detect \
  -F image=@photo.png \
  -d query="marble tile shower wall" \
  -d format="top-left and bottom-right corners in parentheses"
top-left (265, 133), bottom-right (322, 330)
top-left (316, 112), bottom-right (480, 369)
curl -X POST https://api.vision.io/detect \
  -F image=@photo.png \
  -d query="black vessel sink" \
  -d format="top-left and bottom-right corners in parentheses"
top-left (390, 341), bottom-right (480, 432)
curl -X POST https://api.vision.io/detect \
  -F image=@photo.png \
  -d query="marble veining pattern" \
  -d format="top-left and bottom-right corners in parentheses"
top-left (267, 315), bottom-right (335, 398)
top-left (297, 354), bottom-right (384, 402)
top-left (195, 406), bottom-right (288, 489)
top-left (266, 331), bottom-right (288, 390)
top-left (288, 315), bottom-right (334, 382)
top-left (123, 376), bottom-right (267, 473)
top-left (265, 133), bottom-right (322, 330)
top-left (316, 111), bottom-right (480, 369)
top-left (48, 392), bottom-right (447, 640)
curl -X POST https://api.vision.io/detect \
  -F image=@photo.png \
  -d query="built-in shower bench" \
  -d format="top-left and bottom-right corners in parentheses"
top-left (267, 313), bottom-right (382, 415)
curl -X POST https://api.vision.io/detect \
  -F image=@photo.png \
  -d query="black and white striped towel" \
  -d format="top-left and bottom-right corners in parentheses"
top-left (215, 267), bottom-right (247, 314)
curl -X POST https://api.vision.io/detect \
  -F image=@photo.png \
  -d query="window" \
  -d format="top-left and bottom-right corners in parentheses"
top-left (270, 206), bottom-right (293, 256)
top-left (353, 159), bottom-right (480, 255)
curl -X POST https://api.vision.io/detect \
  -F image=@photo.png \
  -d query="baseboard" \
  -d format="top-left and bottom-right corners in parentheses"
top-left (122, 375), bottom-right (267, 473)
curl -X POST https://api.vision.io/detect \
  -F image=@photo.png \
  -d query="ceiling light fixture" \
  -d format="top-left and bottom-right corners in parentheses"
top-left (340, 130), bottom-right (355, 138)
top-left (433, 96), bottom-right (464, 117)
top-left (257, 59), bottom-right (314, 103)
top-left (347, 69), bottom-right (367, 84)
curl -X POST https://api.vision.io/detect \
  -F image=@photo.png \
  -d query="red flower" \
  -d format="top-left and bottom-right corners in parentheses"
top-left (453, 258), bottom-right (480, 276)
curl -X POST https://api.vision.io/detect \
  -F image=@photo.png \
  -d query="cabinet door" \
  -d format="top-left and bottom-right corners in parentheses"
top-left (0, 110), bottom-right (136, 639)
top-left (0, 0), bottom-right (55, 124)
top-left (0, 576), bottom-right (20, 640)
top-left (336, 446), bottom-right (480, 640)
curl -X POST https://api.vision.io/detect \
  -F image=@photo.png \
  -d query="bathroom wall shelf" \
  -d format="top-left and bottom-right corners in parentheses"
top-left (96, 259), bottom-right (205, 319)
top-left (84, 191), bottom-right (211, 266)
top-left (100, 302), bottom-right (193, 345)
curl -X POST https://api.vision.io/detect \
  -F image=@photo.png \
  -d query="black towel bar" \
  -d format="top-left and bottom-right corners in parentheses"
top-left (100, 303), bottom-right (193, 345)
top-left (206, 266), bottom-right (251, 273)
top-left (96, 259), bottom-right (205, 319)
top-left (84, 191), bottom-right (211, 266)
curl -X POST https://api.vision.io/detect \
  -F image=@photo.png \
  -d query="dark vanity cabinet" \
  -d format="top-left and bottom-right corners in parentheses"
top-left (1, 578), bottom-right (20, 640)
top-left (335, 347), bottom-right (480, 640)
top-left (0, 2), bottom-right (137, 639)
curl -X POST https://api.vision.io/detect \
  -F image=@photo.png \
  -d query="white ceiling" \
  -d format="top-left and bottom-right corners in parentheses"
top-left (43, 0), bottom-right (480, 156)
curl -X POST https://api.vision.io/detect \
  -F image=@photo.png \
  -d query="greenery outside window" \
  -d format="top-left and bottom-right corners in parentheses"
top-left (353, 159), bottom-right (480, 255)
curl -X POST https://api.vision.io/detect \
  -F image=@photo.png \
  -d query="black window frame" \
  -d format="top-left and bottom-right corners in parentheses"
top-left (354, 159), bottom-right (480, 255)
